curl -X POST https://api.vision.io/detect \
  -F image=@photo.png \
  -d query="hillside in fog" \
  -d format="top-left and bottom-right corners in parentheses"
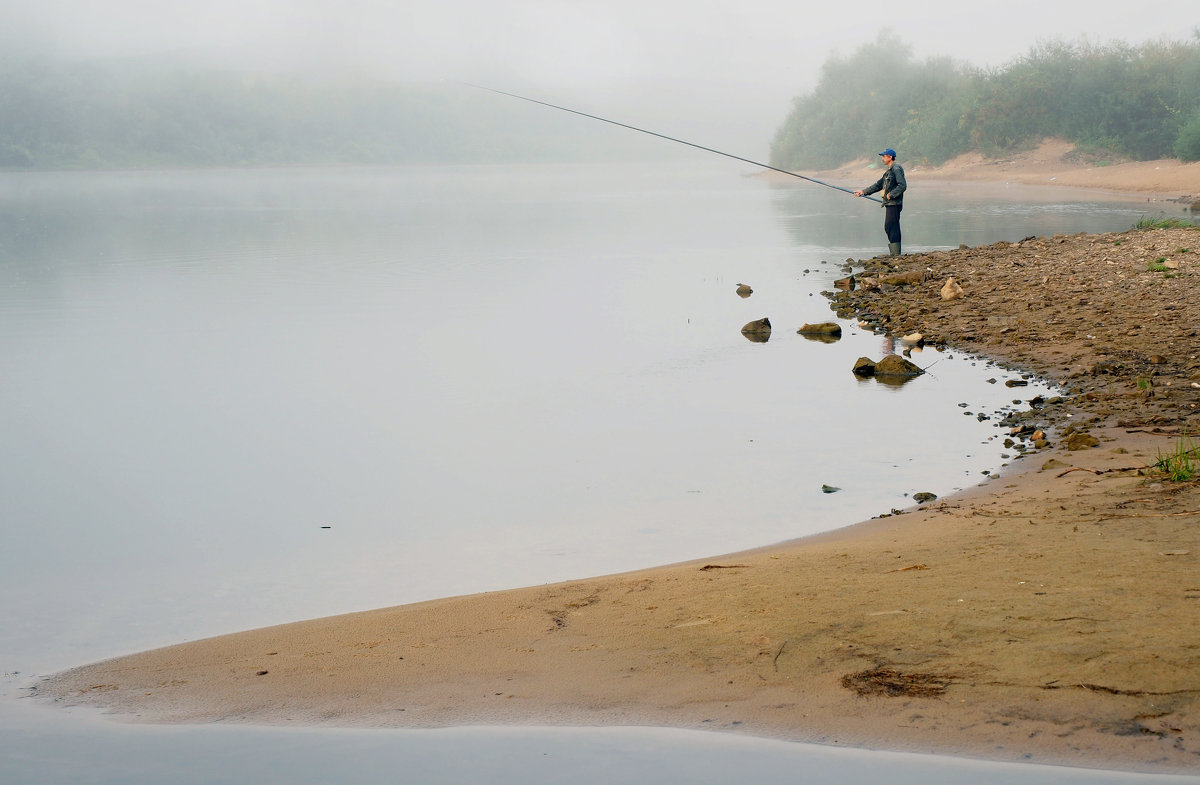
top-left (0, 58), bottom-right (687, 169)
top-left (3, 31), bottom-right (1200, 170)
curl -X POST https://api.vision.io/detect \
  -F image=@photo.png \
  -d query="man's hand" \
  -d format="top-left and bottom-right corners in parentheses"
top-left (853, 190), bottom-right (864, 197)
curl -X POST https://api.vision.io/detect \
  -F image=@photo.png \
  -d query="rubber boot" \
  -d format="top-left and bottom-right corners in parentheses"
top-left (888, 241), bottom-right (901, 256)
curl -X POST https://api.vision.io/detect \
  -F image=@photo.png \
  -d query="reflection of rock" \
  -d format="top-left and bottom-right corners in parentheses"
top-left (740, 317), bottom-right (771, 342)
top-left (736, 283), bottom-right (753, 298)
top-left (940, 277), bottom-right (964, 300)
top-left (798, 322), bottom-right (842, 342)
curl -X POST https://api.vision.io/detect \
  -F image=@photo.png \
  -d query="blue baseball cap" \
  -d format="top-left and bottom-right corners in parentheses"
top-left (878, 148), bottom-right (897, 158)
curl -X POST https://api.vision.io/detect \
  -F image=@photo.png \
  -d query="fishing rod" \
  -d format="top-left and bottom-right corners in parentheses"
top-left (463, 83), bottom-right (882, 204)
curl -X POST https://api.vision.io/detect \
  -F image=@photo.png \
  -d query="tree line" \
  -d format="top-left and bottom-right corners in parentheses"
top-left (770, 32), bottom-right (1200, 170)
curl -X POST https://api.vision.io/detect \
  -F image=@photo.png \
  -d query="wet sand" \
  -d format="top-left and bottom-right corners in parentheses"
top-left (39, 143), bottom-right (1200, 774)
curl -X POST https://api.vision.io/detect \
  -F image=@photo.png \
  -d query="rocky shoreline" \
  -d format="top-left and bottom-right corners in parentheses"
top-left (829, 226), bottom-right (1200, 436)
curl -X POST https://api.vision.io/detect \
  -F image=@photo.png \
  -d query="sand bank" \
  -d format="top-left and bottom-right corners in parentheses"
top-left (39, 157), bottom-right (1200, 774)
top-left (815, 138), bottom-right (1200, 203)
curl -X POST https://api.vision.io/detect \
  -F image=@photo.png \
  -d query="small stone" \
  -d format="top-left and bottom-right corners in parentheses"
top-left (740, 317), bottom-right (771, 334)
top-left (873, 354), bottom-right (924, 377)
top-left (882, 270), bottom-right (926, 286)
top-left (912, 492), bottom-right (937, 503)
top-left (798, 322), bottom-right (843, 337)
top-left (741, 317), bottom-right (771, 343)
top-left (853, 357), bottom-right (877, 376)
top-left (821, 484), bottom-right (841, 494)
top-left (1065, 432), bottom-right (1100, 451)
top-left (940, 277), bottom-right (964, 300)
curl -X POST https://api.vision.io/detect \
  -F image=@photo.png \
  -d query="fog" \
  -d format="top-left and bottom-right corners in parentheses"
top-left (3, 0), bottom-right (1197, 154)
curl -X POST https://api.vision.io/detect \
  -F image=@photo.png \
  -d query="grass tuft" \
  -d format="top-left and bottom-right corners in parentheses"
top-left (1134, 216), bottom-right (1198, 230)
top-left (1154, 435), bottom-right (1199, 482)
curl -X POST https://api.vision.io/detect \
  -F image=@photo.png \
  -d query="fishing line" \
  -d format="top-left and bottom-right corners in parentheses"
top-left (463, 83), bottom-right (882, 203)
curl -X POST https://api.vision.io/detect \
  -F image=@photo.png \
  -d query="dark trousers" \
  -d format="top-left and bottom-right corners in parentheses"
top-left (884, 205), bottom-right (902, 244)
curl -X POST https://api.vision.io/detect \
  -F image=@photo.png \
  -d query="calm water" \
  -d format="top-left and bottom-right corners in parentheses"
top-left (1, 163), bottom-right (1185, 784)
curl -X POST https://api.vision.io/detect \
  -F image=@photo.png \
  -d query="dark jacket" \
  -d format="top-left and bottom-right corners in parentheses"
top-left (861, 163), bottom-right (906, 206)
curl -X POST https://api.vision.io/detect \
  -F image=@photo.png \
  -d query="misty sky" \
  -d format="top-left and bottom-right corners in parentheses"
top-left (5, 0), bottom-right (1198, 153)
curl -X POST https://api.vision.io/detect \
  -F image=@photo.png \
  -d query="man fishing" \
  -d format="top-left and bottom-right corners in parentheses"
top-left (854, 149), bottom-right (906, 255)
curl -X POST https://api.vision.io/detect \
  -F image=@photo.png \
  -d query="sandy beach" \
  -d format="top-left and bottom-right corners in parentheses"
top-left (40, 141), bottom-right (1200, 774)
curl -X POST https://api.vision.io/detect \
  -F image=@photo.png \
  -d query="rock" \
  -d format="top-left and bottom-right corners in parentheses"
top-left (741, 317), bottom-right (771, 343)
top-left (940, 277), bottom-right (964, 300)
top-left (874, 354), bottom-right (925, 377)
top-left (899, 332), bottom-right (923, 346)
top-left (736, 283), bottom-right (753, 298)
top-left (833, 275), bottom-right (855, 291)
top-left (912, 492), bottom-right (937, 503)
top-left (852, 357), bottom-right (877, 376)
top-left (881, 270), bottom-right (925, 286)
top-left (1065, 432), bottom-right (1100, 451)
top-left (798, 322), bottom-right (843, 337)
top-left (821, 484), bottom-right (841, 494)
top-left (1005, 378), bottom-right (1030, 387)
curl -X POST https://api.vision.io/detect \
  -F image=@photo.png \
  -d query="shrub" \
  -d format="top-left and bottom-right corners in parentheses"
top-left (1175, 109), bottom-right (1200, 161)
